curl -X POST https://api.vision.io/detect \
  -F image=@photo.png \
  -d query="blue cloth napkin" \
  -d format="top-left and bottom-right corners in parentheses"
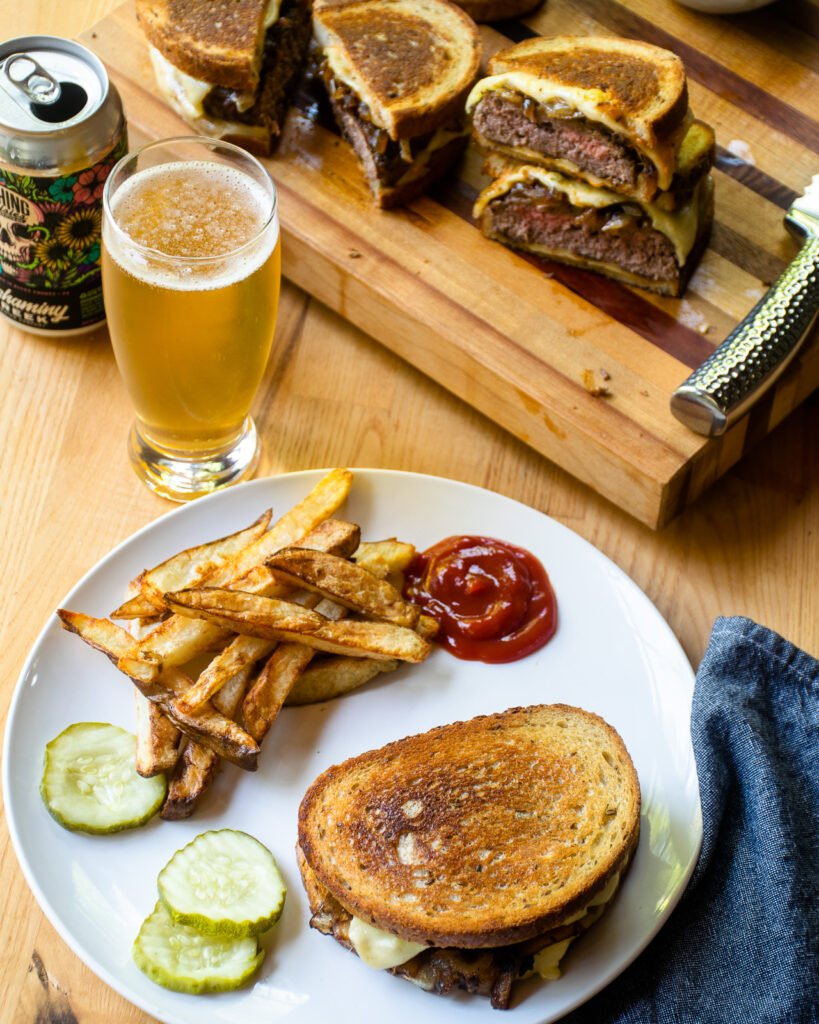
top-left (563, 616), bottom-right (819, 1024)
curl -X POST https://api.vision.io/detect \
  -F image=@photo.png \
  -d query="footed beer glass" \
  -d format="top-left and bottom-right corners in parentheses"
top-left (102, 137), bottom-right (280, 501)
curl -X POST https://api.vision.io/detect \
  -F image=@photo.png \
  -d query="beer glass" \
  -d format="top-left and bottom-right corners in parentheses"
top-left (101, 137), bottom-right (280, 501)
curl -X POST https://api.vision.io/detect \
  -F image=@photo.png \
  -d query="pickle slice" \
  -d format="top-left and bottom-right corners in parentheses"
top-left (41, 722), bottom-right (166, 834)
top-left (133, 901), bottom-right (263, 993)
top-left (158, 829), bottom-right (286, 938)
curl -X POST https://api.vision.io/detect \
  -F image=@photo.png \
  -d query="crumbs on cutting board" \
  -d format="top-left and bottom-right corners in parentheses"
top-left (582, 369), bottom-right (611, 397)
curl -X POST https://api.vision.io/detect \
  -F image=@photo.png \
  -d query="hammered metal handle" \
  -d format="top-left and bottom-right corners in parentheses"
top-left (670, 236), bottom-right (819, 436)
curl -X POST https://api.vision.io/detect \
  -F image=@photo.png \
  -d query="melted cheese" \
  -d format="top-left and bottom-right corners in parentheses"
top-left (149, 47), bottom-right (213, 120)
top-left (473, 164), bottom-right (706, 265)
top-left (148, 0), bottom-right (282, 118)
top-left (348, 917), bottom-right (427, 969)
top-left (529, 871), bottom-right (622, 981)
top-left (348, 871), bottom-right (626, 977)
top-left (532, 938), bottom-right (573, 980)
top-left (465, 73), bottom-right (678, 189)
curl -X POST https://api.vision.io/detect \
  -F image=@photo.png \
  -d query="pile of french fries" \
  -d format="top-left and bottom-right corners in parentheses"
top-left (57, 469), bottom-right (437, 820)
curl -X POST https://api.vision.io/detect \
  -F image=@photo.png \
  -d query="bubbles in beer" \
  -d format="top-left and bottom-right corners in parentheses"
top-left (105, 161), bottom-right (277, 290)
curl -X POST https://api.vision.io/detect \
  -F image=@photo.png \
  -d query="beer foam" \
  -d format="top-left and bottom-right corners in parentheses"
top-left (104, 160), bottom-right (279, 291)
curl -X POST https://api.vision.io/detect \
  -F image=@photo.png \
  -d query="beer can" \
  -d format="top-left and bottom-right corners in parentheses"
top-left (0, 36), bottom-right (127, 335)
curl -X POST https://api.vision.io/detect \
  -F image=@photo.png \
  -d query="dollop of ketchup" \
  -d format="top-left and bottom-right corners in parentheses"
top-left (403, 535), bottom-right (557, 663)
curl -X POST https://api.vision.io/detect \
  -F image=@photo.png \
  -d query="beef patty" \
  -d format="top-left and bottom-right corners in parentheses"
top-left (473, 90), bottom-right (651, 192)
top-left (485, 181), bottom-right (678, 281)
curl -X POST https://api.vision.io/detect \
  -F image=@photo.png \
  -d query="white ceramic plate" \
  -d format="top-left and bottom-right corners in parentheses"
top-left (4, 469), bottom-right (702, 1024)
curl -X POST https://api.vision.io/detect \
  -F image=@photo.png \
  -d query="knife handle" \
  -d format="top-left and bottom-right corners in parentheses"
top-left (670, 236), bottom-right (819, 436)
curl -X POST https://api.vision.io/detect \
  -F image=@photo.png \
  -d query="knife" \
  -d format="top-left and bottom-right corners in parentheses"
top-left (670, 174), bottom-right (819, 437)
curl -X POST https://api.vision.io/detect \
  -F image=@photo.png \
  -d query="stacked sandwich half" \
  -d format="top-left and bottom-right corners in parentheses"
top-left (466, 36), bottom-right (715, 296)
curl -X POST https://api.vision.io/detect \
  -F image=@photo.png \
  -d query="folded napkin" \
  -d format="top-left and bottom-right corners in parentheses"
top-left (564, 616), bottom-right (819, 1024)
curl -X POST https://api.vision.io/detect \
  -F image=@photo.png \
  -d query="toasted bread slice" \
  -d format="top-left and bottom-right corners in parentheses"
top-left (312, 0), bottom-right (482, 141)
top-left (467, 35), bottom-right (690, 199)
top-left (298, 703), bottom-right (640, 950)
top-left (136, 0), bottom-right (271, 93)
top-left (474, 158), bottom-right (713, 297)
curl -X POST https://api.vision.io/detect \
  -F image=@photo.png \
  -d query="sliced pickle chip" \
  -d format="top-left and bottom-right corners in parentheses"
top-left (133, 901), bottom-right (263, 993)
top-left (41, 722), bottom-right (166, 834)
top-left (158, 829), bottom-right (286, 938)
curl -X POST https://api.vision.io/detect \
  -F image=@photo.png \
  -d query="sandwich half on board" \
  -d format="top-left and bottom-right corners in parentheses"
top-left (298, 704), bottom-right (640, 1010)
top-left (473, 147), bottom-right (714, 296)
top-left (466, 35), bottom-right (692, 203)
top-left (467, 35), bottom-right (715, 295)
top-left (136, 0), bottom-right (313, 154)
top-left (311, 0), bottom-right (482, 207)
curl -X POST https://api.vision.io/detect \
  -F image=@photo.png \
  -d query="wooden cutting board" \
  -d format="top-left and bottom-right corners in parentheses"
top-left (81, 0), bottom-right (819, 528)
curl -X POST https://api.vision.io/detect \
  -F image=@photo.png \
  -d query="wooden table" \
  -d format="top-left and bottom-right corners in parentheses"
top-left (0, 2), bottom-right (816, 1022)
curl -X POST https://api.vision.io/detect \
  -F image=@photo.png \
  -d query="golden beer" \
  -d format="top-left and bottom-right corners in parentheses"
top-left (102, 138), bottom-right (280, 499)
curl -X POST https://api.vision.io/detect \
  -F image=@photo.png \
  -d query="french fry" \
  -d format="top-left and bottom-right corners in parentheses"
top-left (243, 644), bottom-right (315, 743)
top-left (285, 656), bottom-right (400, 706)
top-left (160, 739), bottom-right (218, 822)
top-left (353, 539), bottom-right (416, 572)
top-left (176, 636), bottom-right (276, 714)
top-left (418, 614), bottom-right (440, 639)
top-left (239, 543), bottom-right (422, 737)
top-left (265, 548), bottom-right (420, 628)
top-left (240, 592), bottom-right (352, 736)
top-left (164, 588), bottom-right (431, 662)
top-left (134, 690), bottom-right (181, 777)
top-left (118, 479), bottom-right (357, 683)
top-left (113, 590), bottom-right (167, 621)
top-left (56, 610), bottom-right (260, 770)
top-left (112, 510), bottom-right (273, 618)
top-left (174, 524), bottom-right (361, 713)
top-left (211, 468), bottom-right (353, 583)
top-left (161, 663), bottom-right (253, 820)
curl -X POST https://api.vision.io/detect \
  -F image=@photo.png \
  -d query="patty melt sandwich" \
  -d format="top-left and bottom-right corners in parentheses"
top-left (298, 704), bottom-right (640, 1009)
top-left (474, 150), bottom-right (714, 296)
top-left (466, 35), bottom-right (692, 203)
top-left (311, 0), bottom-right (482, 207)
top-left (136, 0), bottom-right (313, 154)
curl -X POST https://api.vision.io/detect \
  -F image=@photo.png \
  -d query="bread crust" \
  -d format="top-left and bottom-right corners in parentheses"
top-left (313, 0), bottom-right (482, 140)
top-left (136, 0), bottom-right (270, 92)
top-left (298, 703), bottom-right (641, 949)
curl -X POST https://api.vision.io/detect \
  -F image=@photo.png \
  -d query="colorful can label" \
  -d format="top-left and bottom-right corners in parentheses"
top-left (0, 132), bottom-right (126, 332)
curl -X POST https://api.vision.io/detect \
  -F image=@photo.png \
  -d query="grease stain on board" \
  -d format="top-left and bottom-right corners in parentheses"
top-left (516, 388), bottom-right (567, 439)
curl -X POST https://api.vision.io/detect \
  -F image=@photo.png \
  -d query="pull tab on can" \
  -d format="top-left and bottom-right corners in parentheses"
top-left (4, 54), bottom-right (62, 105)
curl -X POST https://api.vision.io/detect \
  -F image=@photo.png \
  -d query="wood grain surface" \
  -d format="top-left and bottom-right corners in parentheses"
top-left (79, 0), bottom-right (819, 527)
top-left (0, 2), bottom-right (817, 1024)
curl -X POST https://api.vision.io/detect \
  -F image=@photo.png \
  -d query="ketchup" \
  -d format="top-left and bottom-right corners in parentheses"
top-left (403, 535), bottom-right (557, 663)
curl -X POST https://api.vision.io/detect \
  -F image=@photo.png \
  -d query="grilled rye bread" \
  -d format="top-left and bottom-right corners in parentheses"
top-left (467, 36), bottom-right (691, 202)
top-left (312, 0), bottom-right (482, 206)
top-left (137, 0), bottom-right (272, 92)
top-left (298, 704), bottom-right (640, 1008)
